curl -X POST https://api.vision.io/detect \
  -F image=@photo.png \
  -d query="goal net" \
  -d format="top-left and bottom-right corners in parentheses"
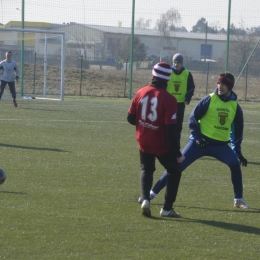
top-left (0, 28), bottom-right (65, 101)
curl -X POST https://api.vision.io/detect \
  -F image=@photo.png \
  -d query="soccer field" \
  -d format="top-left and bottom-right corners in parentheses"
top-left (0, 97), bottom-right (259, 259)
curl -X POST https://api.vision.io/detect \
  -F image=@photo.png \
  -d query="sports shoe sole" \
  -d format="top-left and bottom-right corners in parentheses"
top-left (160, 209), bottom-right (181, 218)
top-left (141, 200), bottom-right (151, 217)
top-left (141, 207), bottom-right (151, 217)
top-left (234, 204), bottom-right (250, 209)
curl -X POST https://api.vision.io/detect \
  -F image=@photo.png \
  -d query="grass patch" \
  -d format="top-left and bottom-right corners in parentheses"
top-left (0, 98), bottom-right (259, 259)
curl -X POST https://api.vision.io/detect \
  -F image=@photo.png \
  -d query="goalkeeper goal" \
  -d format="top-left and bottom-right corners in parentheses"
top-left (0, 28), bottom-right (65, 101)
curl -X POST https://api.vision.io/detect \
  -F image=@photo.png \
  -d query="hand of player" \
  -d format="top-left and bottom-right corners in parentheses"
top-left (239, 156), bottom-right (247, 167)
top-left (15, 76), bottom-right (19, 83)
top-left (177, 155), bottom-right (185, 163)
top-left (195, 137), bottom-right (208, 148)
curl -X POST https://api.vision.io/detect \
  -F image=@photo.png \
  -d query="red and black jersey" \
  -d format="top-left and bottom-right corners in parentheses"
top-left (128, 85), bottom-right (178, 156)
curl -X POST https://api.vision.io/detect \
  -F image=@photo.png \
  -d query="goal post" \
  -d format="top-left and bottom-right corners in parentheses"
top-left (0, 28), bottom-right (65, 101)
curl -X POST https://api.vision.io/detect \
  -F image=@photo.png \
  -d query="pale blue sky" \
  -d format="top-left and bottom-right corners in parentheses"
top-left (1, 0), bottom-right (260, 31)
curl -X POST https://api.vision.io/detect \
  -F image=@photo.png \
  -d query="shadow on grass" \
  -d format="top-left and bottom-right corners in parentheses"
top-left (179, 217), bottom-right (260, 235)
top-left (177, 205), bottom-right (260, 212)
top-left (0, 143), bottom-right (70, 152)
top-left (144, 204), bottom-right (260, 235)
top-left (150, 204), bottom-right (260, 214)
top-left (143, 209), bottom-right (260, 235)
top-left (142, 215), bottom-right (162, 220)
top-left (0, 190), bottom-right (27, 195)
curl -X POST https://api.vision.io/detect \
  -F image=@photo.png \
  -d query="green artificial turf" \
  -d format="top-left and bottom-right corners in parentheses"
top-left (0, 97), bottom-right (259, 260)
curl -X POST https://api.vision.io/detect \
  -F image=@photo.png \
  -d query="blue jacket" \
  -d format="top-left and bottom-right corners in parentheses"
top-left (188, 88), bottom-right (244, 157)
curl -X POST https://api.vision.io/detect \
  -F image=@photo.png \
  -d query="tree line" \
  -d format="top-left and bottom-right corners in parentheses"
top-left (135, 8), bottom-right (260, 36)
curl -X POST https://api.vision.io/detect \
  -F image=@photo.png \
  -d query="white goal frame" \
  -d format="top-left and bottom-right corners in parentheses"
top-left (0, 28), bottom-right (65, 101)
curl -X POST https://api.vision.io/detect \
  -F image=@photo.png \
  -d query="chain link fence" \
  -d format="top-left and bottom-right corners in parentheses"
top-left (0, 0), bottom-right (260, 100)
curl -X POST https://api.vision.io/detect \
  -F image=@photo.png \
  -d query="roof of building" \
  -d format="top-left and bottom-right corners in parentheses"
top-left (80, 23), bottom-right (228, 41)
top-left (5, 21), bottom-right (51, 29)
top-left (3, 21), bottom-right (228, 42)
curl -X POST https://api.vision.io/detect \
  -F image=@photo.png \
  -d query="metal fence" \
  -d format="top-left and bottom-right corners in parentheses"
top-left (0, 0), bottom-right (260, 101)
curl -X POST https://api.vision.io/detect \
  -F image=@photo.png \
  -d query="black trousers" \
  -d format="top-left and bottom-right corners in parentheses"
top-left (0, 80), bottom-right (16, 100)
top-left (139, 150), bottom-right (182, 211)
top-left (177, 102), bottom-right (186, 140)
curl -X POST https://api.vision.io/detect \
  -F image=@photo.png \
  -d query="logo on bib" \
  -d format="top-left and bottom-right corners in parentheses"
top-left (218, 112), bottom-right (228, 125)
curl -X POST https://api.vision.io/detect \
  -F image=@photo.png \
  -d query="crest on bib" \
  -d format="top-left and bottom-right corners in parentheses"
top-left (218, 112), bottom-right (228, 125)
top-left (174, 83), bottom-right (180, 92)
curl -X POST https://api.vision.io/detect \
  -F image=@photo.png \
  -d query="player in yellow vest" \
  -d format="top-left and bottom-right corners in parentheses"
top-left (166, 53), bottom-right (195, 141)
top-left (144, 72), bottom-right (249, 210)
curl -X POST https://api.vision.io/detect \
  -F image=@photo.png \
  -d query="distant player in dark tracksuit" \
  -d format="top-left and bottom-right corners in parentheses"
top-left (148, 72), bottom-right (249, 209)
top-left (0, 51), bottom-right (19, 107)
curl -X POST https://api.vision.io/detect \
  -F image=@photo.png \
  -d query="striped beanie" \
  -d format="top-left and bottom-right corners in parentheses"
top-left (152, 62), bottom-right (172, 82)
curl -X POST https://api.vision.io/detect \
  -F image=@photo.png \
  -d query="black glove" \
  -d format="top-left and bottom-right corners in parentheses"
top-left (15, 76), bottom-right (19, 83)
top-left (195, 137), bottom-right (208, 148)
top-left (239, 156), bottom-right (247, 167)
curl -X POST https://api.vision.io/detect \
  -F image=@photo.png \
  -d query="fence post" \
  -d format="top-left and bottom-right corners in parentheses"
top-left (80, 55), bottom-right (83, 96)
top-left (33, 51), bottom-right (36, 94)
top-left (124, 59), bottom-right (128, 98)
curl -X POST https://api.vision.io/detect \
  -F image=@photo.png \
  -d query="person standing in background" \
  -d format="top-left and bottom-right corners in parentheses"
top-left (166, 53), bottom-right (195, 141)
top-left (0, 51), bottom-right (19, 107)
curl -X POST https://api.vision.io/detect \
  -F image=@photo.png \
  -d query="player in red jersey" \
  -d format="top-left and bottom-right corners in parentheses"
top-left (127, 62), bottom-right (185, 218)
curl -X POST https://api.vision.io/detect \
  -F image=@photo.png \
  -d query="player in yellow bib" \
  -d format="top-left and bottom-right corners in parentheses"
top-left (166, 53), bottom-right (195, 141)
top-left (145, 72), bottom-right (249, 209)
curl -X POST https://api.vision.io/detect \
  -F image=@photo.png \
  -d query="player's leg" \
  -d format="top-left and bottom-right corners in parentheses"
top-left (151, 139), bottom-right (203, 195)
top-left (176, 102), bottom-right (185, 140)
top-left (157, 151), bottom-right (182, 217)
top-left (139, 151), bottom-right (156, 217)
top-left (208, 144), bottom-right (249, 208)
top-left (0, 80), bottom-right (8, 99)
top-left (8, 82), bottom-right (17, 107)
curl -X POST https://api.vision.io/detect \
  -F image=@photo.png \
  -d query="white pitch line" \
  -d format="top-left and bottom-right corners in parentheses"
top-left (0, 118), bottom-right (128, 123)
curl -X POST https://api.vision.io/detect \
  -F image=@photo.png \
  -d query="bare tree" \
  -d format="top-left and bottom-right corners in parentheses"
top-left (135, 18), bottom-right (152, 29)
top-left (72, 34), bottom-right (89, 60)
top-left (93, 39), bottom-right (106, 70)
top-left (155, 8), bottom-right (181, 61)
top-left (69, 28), bottom-right (103, 69)
top-left (229, 22), bottom-right (260, 75)
top-left (68, 31), bottom-right (96, 70)
top-left (92, 35), bottom-right (126, 70)
top-left (118, 35), bottom-right (147, 63)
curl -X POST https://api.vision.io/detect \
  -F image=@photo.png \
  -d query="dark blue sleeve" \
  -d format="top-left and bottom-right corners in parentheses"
top-left (188, 95), bottom-right (211, 138)
top-left (230, 104), bottom-right (244, 157)
top-left (185, 72), bottom-right (195, 103)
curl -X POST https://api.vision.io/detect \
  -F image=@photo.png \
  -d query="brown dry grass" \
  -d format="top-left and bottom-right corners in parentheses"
top-left (20, 63), bottom-right (260, 101)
